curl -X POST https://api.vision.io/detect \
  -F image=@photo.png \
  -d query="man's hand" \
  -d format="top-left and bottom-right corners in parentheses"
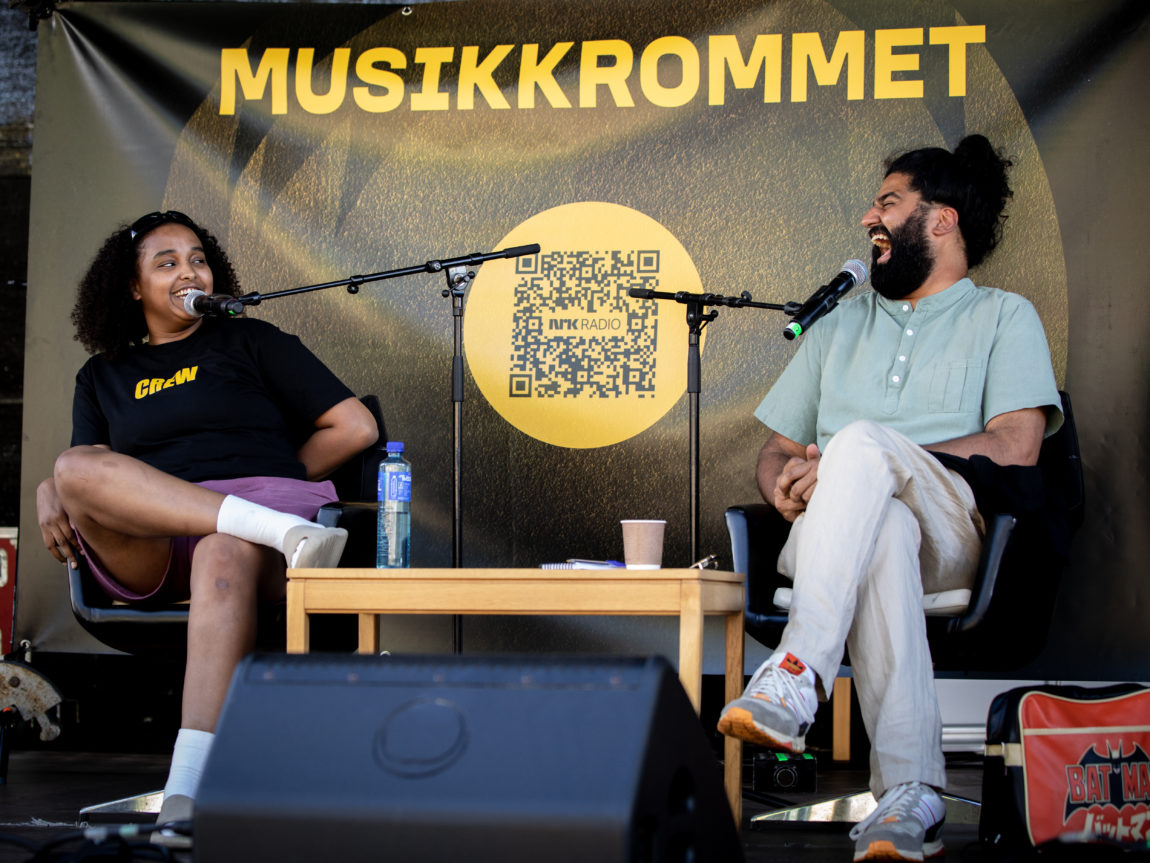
top-left (773, 443), bottom-right (821, 522)
top-left (758, 433), bottom-right (821, 522)
top-left (36, 477), bottom-right (79, 569)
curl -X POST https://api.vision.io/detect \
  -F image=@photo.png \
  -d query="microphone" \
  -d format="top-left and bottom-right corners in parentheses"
top-left (183, 289), bottom-right (246, 317)
top-left (782, 259), bottom-right (868, 340)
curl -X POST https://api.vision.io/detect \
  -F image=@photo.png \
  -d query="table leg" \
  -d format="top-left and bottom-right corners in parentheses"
top-left (724, 609), bottom-right (744, 826)
top-left (677, 580), bottom-right (704, 713)
top-left (286, 580), bottom-right (308, 653)
top-left (358, 614), bottom-right (380, 654)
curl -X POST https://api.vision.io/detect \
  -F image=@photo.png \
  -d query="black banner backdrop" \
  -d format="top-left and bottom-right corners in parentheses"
top-left (16, 0), bottom-right (1149, 678)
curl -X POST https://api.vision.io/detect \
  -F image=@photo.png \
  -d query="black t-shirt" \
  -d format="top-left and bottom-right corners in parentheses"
top-left (71, 317), bottom-right (355, 482)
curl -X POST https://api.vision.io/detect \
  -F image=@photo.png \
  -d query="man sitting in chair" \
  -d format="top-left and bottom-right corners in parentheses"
top-left (717, 135), bottom-right (1062, 862)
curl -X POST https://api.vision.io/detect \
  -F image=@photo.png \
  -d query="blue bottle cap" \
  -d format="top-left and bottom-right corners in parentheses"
top-left (386, 441), bottom-right (404, 453)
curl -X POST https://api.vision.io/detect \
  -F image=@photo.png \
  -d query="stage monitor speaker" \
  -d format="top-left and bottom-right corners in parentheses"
top-left (195, 653), bottom-right (742, 862)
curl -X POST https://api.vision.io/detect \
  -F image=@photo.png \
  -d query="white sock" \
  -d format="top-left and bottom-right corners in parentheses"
top-left (163, 728), bottom-right (215, 801)
top-left (216, 494), bottom-right (314, 551)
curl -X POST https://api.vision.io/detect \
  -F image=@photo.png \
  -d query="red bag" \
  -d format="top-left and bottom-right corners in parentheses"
top-left (981, 684), bottom-right (1150, 854)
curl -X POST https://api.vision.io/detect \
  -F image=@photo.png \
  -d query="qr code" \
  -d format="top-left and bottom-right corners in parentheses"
top-left (509, 250), bottom-right (661, 398)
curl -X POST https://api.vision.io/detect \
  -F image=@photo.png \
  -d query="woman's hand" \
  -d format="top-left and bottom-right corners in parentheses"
top-left (36, 477), bottom-right (79, 569)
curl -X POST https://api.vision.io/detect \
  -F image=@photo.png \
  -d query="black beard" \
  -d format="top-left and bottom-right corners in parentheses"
top-left (870, 207), bottom-right (934, 300)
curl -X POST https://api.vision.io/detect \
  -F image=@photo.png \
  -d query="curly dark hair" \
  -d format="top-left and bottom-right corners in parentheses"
top-left (884, 134), bottom-right (1013, 268)
top-left (71, 212), bottom-right (242, 357)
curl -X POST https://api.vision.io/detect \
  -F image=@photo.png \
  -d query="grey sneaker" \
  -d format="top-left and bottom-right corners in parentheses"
top-left (716, 652), bottom-right (816, 752)
top-left (850, 781), bottom-right (945, 861)
top-left (153, 793), bottom-right (194, 850)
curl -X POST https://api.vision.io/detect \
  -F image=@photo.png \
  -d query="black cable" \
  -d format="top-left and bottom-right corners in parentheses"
top-left (1, 824), bottom-right (186, 863)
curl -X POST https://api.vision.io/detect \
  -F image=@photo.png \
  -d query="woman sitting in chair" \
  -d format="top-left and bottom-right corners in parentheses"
top-left (35, 210), bottom-right (379, 829)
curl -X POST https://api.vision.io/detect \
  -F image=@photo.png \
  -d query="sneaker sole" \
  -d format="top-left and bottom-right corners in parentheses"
top-left (152, 830), bottom-right (193, 851)
top-left (716, 706), bottom-right (805, 752)
top-left (285, 525), bottom-right (348, 569)
top-left (154, 793), bottom-right (194, 850)
top-left (853, 839), bottom-right (944, 862)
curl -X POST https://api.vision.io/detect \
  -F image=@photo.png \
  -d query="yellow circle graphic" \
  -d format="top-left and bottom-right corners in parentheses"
top-left (465, 202), bottom-right (704, 449)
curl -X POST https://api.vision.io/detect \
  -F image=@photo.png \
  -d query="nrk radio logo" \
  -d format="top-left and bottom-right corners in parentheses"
top-left (466, 203), bottom-right (703, 448)
top-left (1061, 741), bottom-right (1150, 841)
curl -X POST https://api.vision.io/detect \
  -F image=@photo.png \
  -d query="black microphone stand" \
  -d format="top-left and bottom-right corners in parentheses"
top-left (627, 289), bottom-right (799, 562)
top-left (235, 243), bottom-right (540, 653)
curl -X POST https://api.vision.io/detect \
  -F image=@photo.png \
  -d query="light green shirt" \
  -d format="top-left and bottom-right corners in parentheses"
top-left (755, 278), bottom-right (1062, 451)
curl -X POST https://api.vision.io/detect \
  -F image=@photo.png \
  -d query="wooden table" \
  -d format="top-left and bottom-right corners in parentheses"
top-left (286, 566), bottom-right (746, 822)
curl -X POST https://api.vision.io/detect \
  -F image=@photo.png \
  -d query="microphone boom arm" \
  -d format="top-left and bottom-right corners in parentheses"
top-left (627, 287), bottom-right (798, 316)
top-left (230, 243), bottom-right (542, 307)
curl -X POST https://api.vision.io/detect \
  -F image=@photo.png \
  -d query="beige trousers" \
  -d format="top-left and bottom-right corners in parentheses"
top-left (776, 420), bottom-right (983, 797)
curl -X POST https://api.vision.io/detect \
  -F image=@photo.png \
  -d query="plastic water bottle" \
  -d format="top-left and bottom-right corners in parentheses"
top-left (376, 442), bottom-right (411, 568)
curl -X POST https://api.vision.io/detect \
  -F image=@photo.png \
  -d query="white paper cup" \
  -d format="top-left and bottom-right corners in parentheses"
top-left (621, 519), bottom-right (666, 569)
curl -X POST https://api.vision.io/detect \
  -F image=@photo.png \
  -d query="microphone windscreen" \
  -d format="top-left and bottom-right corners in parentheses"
top-left (183, 289), bottom-right (207, 317)
top-left (842, 259), bottom-right (868, 287)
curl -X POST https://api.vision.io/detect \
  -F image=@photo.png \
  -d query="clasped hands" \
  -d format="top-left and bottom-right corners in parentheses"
top-left (772, 443), bottom-right (821, 522)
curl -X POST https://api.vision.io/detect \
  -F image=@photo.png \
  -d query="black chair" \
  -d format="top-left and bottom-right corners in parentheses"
top-left (67, 395), bottom-right (388, 655)
top-left (724, 392), bottom-right (1083, 821)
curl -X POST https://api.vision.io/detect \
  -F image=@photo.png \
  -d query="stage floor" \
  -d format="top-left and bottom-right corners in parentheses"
top-left (0, 749), bottom-right (986, 862)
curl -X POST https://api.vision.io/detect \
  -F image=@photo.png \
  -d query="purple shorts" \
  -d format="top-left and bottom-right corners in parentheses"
top-left (75, 476), bottom-right (339, 605)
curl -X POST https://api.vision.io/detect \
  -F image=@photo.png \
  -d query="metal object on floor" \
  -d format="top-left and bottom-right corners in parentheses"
top-left (0, 661), bottom-right (62, 742)
top-left (751, 790), bottom-right (981, 825)
top-left (80, 790), bottom-right (162, 823)
top-left (0, 660), bottom-right (63, 785)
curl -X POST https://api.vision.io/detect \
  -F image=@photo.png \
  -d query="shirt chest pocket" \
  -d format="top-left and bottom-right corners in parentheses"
top-left (928, 360), bottom-right (983, 413)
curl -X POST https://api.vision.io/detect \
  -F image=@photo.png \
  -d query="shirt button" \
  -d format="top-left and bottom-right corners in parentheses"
top-left (902, 304), bottom-right (910, 312)
top-left (891, 375), bottom-right (901, 383)
top-left (898, 355), bottom-right (907, 362)
top-left (906, 329), bottom-right (914, 336)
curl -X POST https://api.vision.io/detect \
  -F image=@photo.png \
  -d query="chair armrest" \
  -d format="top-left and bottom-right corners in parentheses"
top-left (67, 561), bottom-right (189, 625)
top-left (725, 504), bottom-right (793, 589)
top-left (945, 513), bottom-right (1016, 634)
top-left (725, 504), bottom-right (794, 645)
